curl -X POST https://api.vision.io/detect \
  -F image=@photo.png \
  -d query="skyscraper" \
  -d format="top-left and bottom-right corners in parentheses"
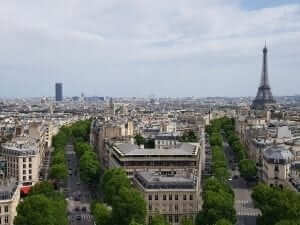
top-left (252, 45), bottom-right (276, 109)
top-left (55, 83), bottom-right (63, 101)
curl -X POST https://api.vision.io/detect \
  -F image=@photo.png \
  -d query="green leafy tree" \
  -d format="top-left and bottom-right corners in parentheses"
top-left (111, 187), bottom-right (146, 225)
top-left (215, 219), bottom-right (233, 225)
top-left (102, 168), bottom-right (131, 204)
top-left (79, 150), bottom-right (100, 184)
top-left (14, 194), bottom-right (68, 225)
top-left (239, 159), bottom-right (257, 180)
top-left (91, 203), bottom-right (112, 225)
top-left (49, 163), bottom-right (68, 181)
top-left (134, 134), bottom-right (145, 146)
top-left (180, 130), bottom-right (198, 143)
top-left (150, 215), bottom-right (170, 225)
top-left (180, 218), bottom-right (194, 225)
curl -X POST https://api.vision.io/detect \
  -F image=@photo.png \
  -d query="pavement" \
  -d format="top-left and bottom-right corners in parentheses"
top-left (65, 144), bottom-right (94, 225)
top-left (223, 142), bottom-right (261, 225)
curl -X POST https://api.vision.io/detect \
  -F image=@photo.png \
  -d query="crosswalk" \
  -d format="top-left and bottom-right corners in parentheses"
top-left (236, 210), bottom-right (261, 216)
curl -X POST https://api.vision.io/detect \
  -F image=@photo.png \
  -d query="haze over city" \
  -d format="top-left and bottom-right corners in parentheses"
top-left (1, 0), bottom-right (300, 98)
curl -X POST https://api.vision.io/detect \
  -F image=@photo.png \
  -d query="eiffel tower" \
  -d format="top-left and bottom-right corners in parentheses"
top-left (252, 44), bottom-right (276, 109)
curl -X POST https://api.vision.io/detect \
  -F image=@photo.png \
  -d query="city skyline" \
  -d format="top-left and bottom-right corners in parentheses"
top-left (0, 0), bottom-right (300, 98)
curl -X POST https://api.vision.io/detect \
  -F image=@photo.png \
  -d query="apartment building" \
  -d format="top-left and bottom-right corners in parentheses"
top-left (0, 178), bottom-right (20, 225)
top-left (134, 171), bottom-right (200, 225)
top-left (0, 137), bottom-right (40, 187)
top-left (262, 146), bottom-right (294, 187)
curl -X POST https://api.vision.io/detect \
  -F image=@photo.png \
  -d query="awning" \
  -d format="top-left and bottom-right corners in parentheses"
top-left (21, 186), bottom-right (31, 195)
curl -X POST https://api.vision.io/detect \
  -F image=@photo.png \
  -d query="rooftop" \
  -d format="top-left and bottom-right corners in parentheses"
top-left (114, 143), bottom-right (198, 157)
top-left (134, 171), bottom-right (196, 189)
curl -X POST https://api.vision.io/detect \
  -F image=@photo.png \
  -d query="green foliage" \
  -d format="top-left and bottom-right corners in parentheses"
top-left (215, 219), bottom-right (233, 225)
top-left (197, 177), bottom-right (236, 225)
top-left (180, 218), bottom-right (194, 225)
top-left (180, 130), bottom-right (198, 143)
top-left (14, 182), bottom-right (68, 225)
top-left (49, 163), bottom-right (68, 181)
top-left (101, 168), bottom-right (146, 225)
top-left (112, 187), bottom-right (146, 225)
top-left (252, 183), bottom-right (300, 225)
top-left (79, 150), bottom-right (100, 184)
top-left (91, 203), bottom-right (112, 225)
top-left (239, 159), bottom-right (257, 180)
top-left (102, 168), bottom-right (131, 205)
top-left (71, 120), bottom-right (91, 142)
top-left (134, 134), bottom-right (145, 146)
top-left (150, 215), bottom-right (170, 225)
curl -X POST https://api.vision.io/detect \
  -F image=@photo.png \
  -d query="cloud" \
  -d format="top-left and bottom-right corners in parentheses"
top-left (0, 0), bottom-right (299, 97)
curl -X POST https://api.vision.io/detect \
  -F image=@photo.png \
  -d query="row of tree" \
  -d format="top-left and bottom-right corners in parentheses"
top-left (252, 183), bottom-right (300, 225)
top-left (14, 182), bottom-right (68, 225)
top-left (49, 126), bottom-right (71, 183)
top-left (199, 119), bottom-right (236, 225)
top-left (220, 117), bottom-right (257, 181)
top-left (71, 120), bottom-right (101, 185)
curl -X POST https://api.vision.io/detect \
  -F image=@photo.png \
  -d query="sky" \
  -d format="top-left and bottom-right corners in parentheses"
top-left (0, 0), bottom-right (300, 98)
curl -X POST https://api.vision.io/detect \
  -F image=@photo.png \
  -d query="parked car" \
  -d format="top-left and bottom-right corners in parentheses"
top-left (76, 215), bottom-right (81, 221)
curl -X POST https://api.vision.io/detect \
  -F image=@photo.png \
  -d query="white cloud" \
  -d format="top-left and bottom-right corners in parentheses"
top-left (0, 0), bottom-right (299, 97)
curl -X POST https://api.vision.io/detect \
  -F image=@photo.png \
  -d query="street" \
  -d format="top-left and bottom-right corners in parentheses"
top-left (223, 142), bottom-right (261, 225)
top-left (65, 144), bottom-right (94, 225)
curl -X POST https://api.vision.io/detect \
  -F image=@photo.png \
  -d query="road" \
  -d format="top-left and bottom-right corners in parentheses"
top-left (65, 144), bottom-right (94, 225)
top-left (223, 142), bottom-right (261, 225)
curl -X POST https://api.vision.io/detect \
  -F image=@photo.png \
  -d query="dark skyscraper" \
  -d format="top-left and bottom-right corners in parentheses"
top-left (252, 45), bottom-right (276, 109)
top-left (55, 83), bottom-right (63, 101)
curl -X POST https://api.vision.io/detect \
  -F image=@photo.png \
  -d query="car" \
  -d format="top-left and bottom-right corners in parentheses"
top-left (233, 175), bottom-right (238, 179)
top-left (82, 206), bottom-right (87, 212)
top-left (228, 177), bottom-right (233, 181)
top-left (76, 182), bottom-right (80, 185)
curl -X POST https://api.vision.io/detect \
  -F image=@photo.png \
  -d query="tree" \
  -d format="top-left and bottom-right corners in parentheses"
top-left (14, 194), bottom-right (68, 225)
top-left (134, 134), bottom-right (145, 146)
top-left (102, 168), bottom-right (131, 204)
top-left (111, 187), bottom-right (146, 225)
top-left (252, 183), bottom-right (300, 225)
top-left (180, 130), bottom-right (198, 143)
top-left (49, 163), bottom-right (68, 181)
top-left (91, 203), bottom-right (112, 225)
top-left (79, 150), bottom-right (100, 184)
top-left (239, 159), bottom-right (257, 181)
top-left (180, 218), bottom-right (194, 225)
top-left (215, 219), bottom-right (233, 225)
top-left (150, 215), bottom-right (170, 225)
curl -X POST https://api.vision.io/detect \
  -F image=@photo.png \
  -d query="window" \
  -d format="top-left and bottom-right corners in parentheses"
top-left (29, 170), bottom-right (32, 174)
top-left (29, 164), bottom-right (32, 168)
top-left (175, 204), bottom-right (178, 211)
top-left (23, 176), bottom-right (26, 181)
top-left (163, 195), bottom-right (166, 200)
top-left (169, 194), bottom-right (172, 200)
top-left (149, 204), bottom-right (152, 210)
top-left (169, 215), bottom-right (173, 223)
top-left (29, 176), bottom-right (32, 180)
top-left (4, 216), bottom-right (8, 224)
top-left (0, 216), bottom-right (2, 224)
top-left (175, 194), bottom-right (178, 200)
top-left (23, 164), bottom-right (26, 169)
top-left (23, 170), bottom-right (26, 175)
top-left (149, 216), bottom-right (152, 224)
top-left (4, 206), bottom-right (8, 213)
top-left (175, 215), bottom-right (179, 223)
top-left (23, 158), bottom-right (26, 162)
top-left (275, 165), bottom-right (279, 172)
top-left (149, 195), bottom-right (152, 201)
top-left (155, 195), bottom-right (158, 200)
top-left (0, 206), bottom-right (2, 213)
top-left (190, 195), bottom-right (193, 200)
top-left (183, 194), bottom-right (187, 200)
top-left (29, 158), bottom-right (32, 162)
